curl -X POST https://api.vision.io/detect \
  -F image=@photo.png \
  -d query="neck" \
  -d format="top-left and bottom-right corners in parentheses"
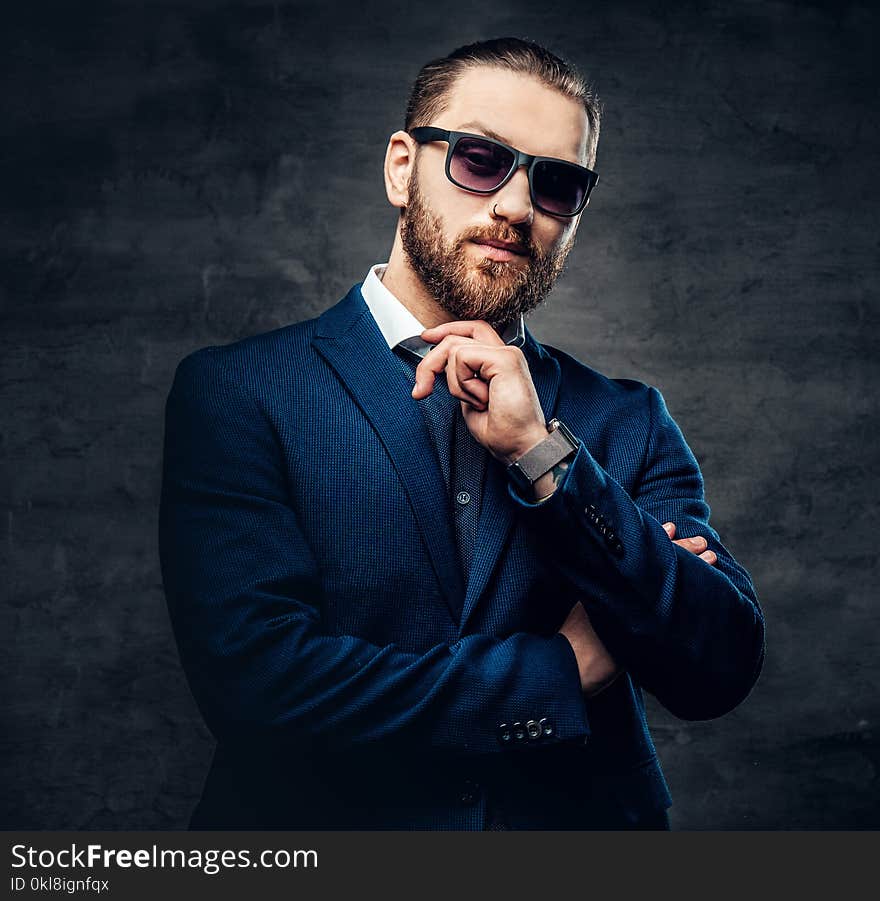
top-left (380, 228), bottom-right (456, 329)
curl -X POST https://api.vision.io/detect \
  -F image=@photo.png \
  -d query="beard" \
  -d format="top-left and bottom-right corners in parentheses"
top-left (399, 164), bottom-right (576, 332)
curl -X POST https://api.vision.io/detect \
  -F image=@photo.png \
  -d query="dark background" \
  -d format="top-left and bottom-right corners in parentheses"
top-left (1, 0), bottom-right (877, 830)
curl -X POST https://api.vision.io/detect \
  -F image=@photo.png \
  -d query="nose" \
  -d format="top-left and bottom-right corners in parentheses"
top-left (489, 165), bottom-right (533, 226)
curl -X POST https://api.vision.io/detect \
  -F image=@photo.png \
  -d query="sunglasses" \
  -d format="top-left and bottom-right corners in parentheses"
top-left (409, 126), bottom-right (599, 217)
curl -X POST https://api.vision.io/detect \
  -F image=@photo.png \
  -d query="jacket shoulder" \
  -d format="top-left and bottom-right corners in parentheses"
top-left (171, 284), bottom-right (365, 391)
top-left (170, 314), bottom-right (322, 396)
top-left (540, 342), bottom-right (655, 411)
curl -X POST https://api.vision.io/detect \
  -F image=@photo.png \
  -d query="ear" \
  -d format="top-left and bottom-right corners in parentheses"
top-left (383, 130), bottom-right (416, 209)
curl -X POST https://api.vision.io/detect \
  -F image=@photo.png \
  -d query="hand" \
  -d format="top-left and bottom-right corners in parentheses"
top-left (414, 320), bottom-right (549, 465)
top-left (662, 522), bottom-right (717, 565)
top-left (558, 601), bottom-right (621, 697)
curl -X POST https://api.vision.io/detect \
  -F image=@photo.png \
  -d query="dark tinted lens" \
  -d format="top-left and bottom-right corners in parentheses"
top-left (450, 137), bottom-right (514, 191)
top-left (533, 160), bottom-right (590, 215)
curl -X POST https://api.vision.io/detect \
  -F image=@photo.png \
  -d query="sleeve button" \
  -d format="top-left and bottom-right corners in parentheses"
top-left (539, 717), bottom-right (555, 737)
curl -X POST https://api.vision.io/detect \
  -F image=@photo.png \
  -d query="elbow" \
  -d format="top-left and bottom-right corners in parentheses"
top-left (657, 617), bottom-right (766, 722)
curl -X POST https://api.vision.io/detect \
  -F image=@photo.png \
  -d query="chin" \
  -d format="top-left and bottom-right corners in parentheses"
top-left (470, 256), bottom-right (522, 277)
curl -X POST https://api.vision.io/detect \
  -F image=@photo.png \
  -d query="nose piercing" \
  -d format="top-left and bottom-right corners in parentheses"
top-left (492, 203), bottom-right (499, 216)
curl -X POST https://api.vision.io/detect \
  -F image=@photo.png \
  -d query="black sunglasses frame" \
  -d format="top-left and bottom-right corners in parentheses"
top-left (409, 126), bottom-right (599, 217)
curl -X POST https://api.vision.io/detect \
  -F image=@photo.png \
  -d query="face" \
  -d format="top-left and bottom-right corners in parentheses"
top-left (397, 66), bottom-right (591, 329)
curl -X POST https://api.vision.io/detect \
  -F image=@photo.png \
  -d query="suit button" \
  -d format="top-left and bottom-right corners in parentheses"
top-left (511, 721), bottom-right (526, 742)
top-left (609, 537), bottom-right (624, 557)
top-left (456, 490), bottom-right (471, 506)
top-left (459, 780), bottom-right (480, 806)
top-left (497, 723), bottom-right (512, 745)
top-left (526, 719), bottom-right (541, 740)
top-left (539, 717), bottom-right (555, 738)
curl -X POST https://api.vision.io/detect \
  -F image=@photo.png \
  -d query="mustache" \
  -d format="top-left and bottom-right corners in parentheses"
top-left (459, 226), bottom-right (537, 257)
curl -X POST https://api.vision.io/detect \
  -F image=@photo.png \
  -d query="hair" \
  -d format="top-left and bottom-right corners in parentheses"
top-left (404, 37), bottom-right (601, 168)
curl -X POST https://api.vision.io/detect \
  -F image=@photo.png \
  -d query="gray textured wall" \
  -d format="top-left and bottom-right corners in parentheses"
top-left (1, 0), bottom-right (877, 829)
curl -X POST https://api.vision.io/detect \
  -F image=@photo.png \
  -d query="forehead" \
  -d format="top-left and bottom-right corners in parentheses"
top-left (437, 66), bottom-right (589, 166)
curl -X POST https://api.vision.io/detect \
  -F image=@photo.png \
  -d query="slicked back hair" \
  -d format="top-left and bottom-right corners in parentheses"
top-left (404, 37), bottom-right (601, 168)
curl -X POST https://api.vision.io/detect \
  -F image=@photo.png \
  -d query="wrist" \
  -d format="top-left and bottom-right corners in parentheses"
top-left (506, 418), bottom-right (579, 496)
top-left (506, 424), bottom-right (552, 466)
top-left (531, 450), bottom-right (575, 501)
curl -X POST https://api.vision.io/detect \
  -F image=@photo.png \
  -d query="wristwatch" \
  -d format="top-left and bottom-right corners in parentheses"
top-left (506, 418), bottom-right (579, 493)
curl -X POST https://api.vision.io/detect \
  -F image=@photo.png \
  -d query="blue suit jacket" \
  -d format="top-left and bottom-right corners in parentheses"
top-left (158, 283), bottom-right (765, 829)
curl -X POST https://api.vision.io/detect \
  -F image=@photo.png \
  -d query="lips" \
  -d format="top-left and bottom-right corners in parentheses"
top-left (472, 238), bottom-right (528, 256)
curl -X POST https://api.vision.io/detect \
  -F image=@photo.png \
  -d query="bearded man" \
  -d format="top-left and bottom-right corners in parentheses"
top-left (159, 37), bottom-right (765, 830)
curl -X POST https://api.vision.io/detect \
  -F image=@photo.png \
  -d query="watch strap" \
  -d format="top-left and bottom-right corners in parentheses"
top-left (507, 419), bottom-right (578, 491)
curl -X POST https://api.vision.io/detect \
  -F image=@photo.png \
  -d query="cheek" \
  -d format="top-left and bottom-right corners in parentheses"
top-left (533, 220), bottom-right (572, 255)
top-left (419, 163), bottom-right (489, 219)
top-left (436, 194), bottom-right (488, 243)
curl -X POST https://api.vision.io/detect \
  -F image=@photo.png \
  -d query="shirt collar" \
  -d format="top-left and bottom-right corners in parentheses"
top-left (360, 262), bottom-right (525, 362)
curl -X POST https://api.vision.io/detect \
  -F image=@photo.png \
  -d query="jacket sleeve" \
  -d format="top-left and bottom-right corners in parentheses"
top-left (158, 350), bottom-right (589, 757)
top-left (506, 384), bottom-right (765, 721)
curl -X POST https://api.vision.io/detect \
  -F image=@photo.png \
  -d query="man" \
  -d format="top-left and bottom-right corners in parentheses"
top-left (159, 37), bottom-right (765, 830)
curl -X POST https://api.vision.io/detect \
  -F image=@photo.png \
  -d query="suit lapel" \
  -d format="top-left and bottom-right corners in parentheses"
top-left (456, 331), bottom-right (562, 636)
top-left (311, 285), bottom-right (563, 632)
top-left (311, 286), bottom-right (466, 623)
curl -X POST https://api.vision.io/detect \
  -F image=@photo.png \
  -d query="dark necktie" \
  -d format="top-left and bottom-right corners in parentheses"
top-left (391, 347), bottom-right (485, 581)
top-left (393, 320), bottom-right (524, 830)
top-left (392, 314), bottom-right (525, 581)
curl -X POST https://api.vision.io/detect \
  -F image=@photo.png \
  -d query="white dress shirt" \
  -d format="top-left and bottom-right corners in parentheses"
top-left (359, 262), bottom-right (525, 352)
top-left (360, 263), bottom-right (428, 350)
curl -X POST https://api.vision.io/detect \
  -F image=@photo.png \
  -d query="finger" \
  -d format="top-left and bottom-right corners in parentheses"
top-left (448, 344), bottom-right (510, 408)
top-left (412, 334), bottom-right (471, 399)
top-left (420, 319), bottom-right (506, 348)
top-left (450, 345), bottom-right (493, 409)
top-left (411, 361), bottom-right (437, 399)
top-left (673, 535), bottom-right (708, 553)
top-left (662, 522), bottom-right (676, 538)
top-left (448, 341), bottom-right (491, 406)
top-left (700, 550), bottom-right (717, 565)
top-left (453, 343), bottom-right (510, 384)
top-left (460, 372), bottom-right (490, 408)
